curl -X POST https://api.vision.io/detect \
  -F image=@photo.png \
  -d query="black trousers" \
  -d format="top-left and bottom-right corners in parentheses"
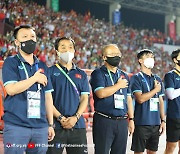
top-left (47, 128), bottom-right (88, 154)
top-left (93, 113), bottom-right (128, 154)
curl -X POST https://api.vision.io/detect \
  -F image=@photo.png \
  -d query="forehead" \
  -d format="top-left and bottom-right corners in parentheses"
top-left (141, 52), bottom-right (154, 58)
top-left (17, 28), bottom-right (36, 37)
top-left (104, 45), bottom-right (120, 54)
top-left (59, 39), bottom-right (74, 46)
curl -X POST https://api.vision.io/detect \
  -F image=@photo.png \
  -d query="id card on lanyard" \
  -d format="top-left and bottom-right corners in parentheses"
top-left (17, 55), bottom-right (41, 119)
top-left (56, 64), bottom-right (80, 96)
top-left (139, 72), bottom-right (159, 112)
top-left (107, 69), bottom-right (124, 109)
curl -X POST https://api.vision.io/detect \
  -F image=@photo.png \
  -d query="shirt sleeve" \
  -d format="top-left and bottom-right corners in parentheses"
top-left (130, 74), bottom-right (142, 94)
top-left (42, 63), bottom-right (54, 93)
top-left (125, 73), bottom-right (131, 96)
top-left (164, 73), bottom-right (175, 89)
top-left (90, 69), bottom-right (105, 93)
top-left (80, 72), bottom-right (90, 95)
top-left (2, 57), bottom-right (19, 86)
top-left (156, 76), bottom-right (164, 97)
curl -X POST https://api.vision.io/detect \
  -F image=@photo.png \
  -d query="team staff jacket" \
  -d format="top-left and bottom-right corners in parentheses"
top-left (164, 70), bottom-right (180, 119)
top-left (131, 72), bottom-right (164, 126)
top-left (90, 65), bottom-right (131, 117)
top-left (49, 63), bottom-right (90, 129)
top-left (2, 53), bottom-right (54, 128)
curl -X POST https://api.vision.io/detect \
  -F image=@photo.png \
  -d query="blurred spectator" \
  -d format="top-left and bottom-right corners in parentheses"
top-left (0, 0), bottom-right (175, 78)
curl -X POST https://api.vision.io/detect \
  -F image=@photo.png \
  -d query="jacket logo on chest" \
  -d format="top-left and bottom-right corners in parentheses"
top-left (54, 73), bottom-right (61, 76)
top-left (75, 74), bottom-right (82, 79)
top-left (18, 66), bottom-right (24, 70)
top-left (176, 77), bottom-right (180, 81)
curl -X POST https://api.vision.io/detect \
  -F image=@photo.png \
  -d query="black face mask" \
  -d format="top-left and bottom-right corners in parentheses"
top-left (20, 40), bottom-right (36, 54)
top-left (105, 56), bottom-right (121, 67)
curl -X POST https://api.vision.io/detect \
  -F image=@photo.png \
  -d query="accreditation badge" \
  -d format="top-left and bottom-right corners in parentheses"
top-left (150, 98), bottom-right (159, 111)
top-left (114, 94), bottom-right (124, 109)
top-left (27, 91), bottom-right (41, 119)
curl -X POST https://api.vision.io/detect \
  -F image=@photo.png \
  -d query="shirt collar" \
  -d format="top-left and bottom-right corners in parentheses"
top-left (101, 65), bottom-right (120, 74)
top-left (58, 62), bottom-right (77, 70)
top-left (17, 52), bottom-right (39, 64)
top-left (141, 71), bottom-right (155, 78)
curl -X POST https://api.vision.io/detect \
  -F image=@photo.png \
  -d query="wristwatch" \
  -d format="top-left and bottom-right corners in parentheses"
top-left (49, 124), bottom-right (55, 128)
top-left (129, 118), bottom-right (134, 121)
top-left (57, 115), bottom-right (64, 122)
top-left (161, 119), bottom-right (166, 123)
top-left (75, 113), bottom-right (81, 121)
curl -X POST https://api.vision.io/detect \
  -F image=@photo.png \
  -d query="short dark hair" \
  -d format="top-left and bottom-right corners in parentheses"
top-left (55, 37), bottom-right (75, 50)
top-left (137, 49), bottom-right (154, 59)
top-left (13, 25), bottom-right (35, 39)
top-left (171, 49), bottom-right (180, 62)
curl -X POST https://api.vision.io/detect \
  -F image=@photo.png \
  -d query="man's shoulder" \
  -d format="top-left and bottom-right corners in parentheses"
top-left (3, 55), bottom-right (19, 68)
top-left (48, 64), bottom-right (56, 70)
top-left (120, 70), bottom-right (130, 78)
top-left (4, 55), bottom-right (18, 63)
top-left (164, 70), bottom-right (176, 81)
top-left (92, 67), bottom-right (104, 74)
top-left (153, 74), bottom-right (162, 80)
top-left (165, 70), bottom-right (174, 76)
top-left (131, 72), bottom-right (140, 79)
top-left (90, 69), bottom-right (102, 79)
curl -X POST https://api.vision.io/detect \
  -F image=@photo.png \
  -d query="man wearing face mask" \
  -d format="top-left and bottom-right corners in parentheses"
top-left (164, 49), bottom-right (180, 154)
top-left (2, 25), bottom-right (55, 154)
top-left (90, 44), bottom-right (134, 154)
top-left (47, 37), bottom-right (90, 154)
top-left (130, 49), bottom-right (165, 154)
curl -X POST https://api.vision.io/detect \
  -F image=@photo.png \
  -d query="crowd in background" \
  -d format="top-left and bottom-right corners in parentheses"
top-left (0, 0), bottom-right (177, 78)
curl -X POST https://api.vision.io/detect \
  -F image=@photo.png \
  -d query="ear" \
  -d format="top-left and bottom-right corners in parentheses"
top-left (14, 39), bottom-right (20, 47)
top-left (102, 55), bottom-right (107, 61)
top-left (173, 58), bottom-right (178, 64)
top-left (138, 59), bottom-right (143, 65)
top-left (56, 50), bottom-right (60, 56)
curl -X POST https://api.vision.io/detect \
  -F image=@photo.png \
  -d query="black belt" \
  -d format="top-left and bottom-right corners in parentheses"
top-left (95, 111), bottom-right (128, 120)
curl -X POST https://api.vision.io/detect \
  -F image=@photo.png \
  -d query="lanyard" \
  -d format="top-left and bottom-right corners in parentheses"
top-left (107, 69), bottom-right (123, 94)
top-left (107, 69), bottom-right (114, 85)
top-left (139, 72), bottom-right (151, 92)
top-left (107, 69), bottom-right (121, 86)
top-left (55, 64), bottom-right (79, 96)
top-left (174, 69), bottom-right (180, 76)
top-left (17, 55), bottom-right (40, 90)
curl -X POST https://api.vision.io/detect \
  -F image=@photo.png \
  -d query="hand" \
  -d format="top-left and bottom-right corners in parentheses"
top-left (62, 116), bottom-right (78, 129)
top-left (48, 127), bottom-right (55, 141)
top-left (59, 116), bottom-right (68, 127)
top-left (159, 121), bottom-right (165, 136)
top-left (33, 69), bottom-right (47, 86)
top-left (116, 76), bottom-right (128, 89)
top-left (128, 120), bottom-right (135, 136)
top-left (154, 80), bottom-right (161, 93)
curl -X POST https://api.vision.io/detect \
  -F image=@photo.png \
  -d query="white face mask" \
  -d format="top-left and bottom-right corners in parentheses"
top-left (57, 51), bottom-right (74, 63)
top-left (144, 58), bottom-right (154, 69)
